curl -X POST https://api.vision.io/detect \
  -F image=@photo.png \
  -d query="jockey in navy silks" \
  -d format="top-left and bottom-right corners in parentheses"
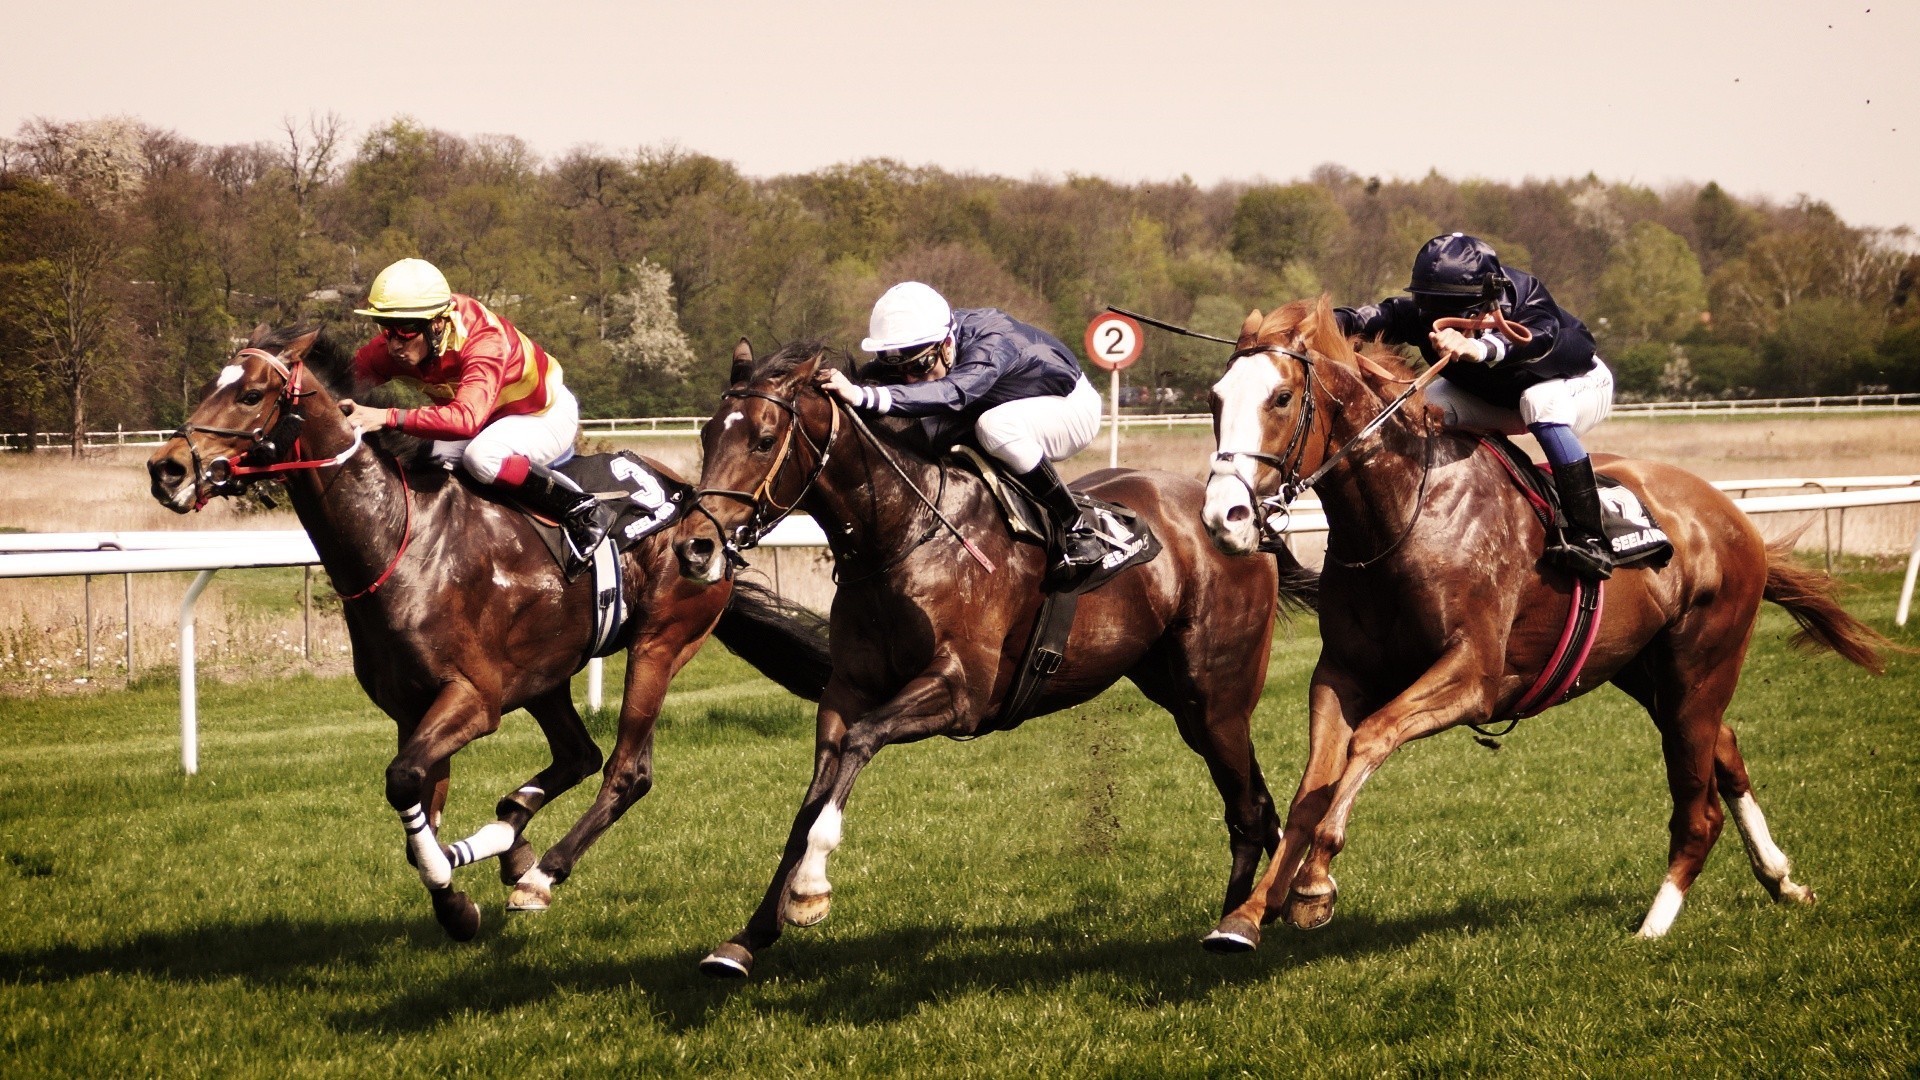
top-left (1336, 233), bottom-right (1618, 579)
top-left (815, 282), bottom-right (1107, 575)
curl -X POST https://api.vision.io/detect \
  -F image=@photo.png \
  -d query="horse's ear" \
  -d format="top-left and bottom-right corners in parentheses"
top-left (1310, 294), bottom-right (1346, 360)
top-left (1237, 309), bottom-right (1264, 348)
top-left (1258, 307), bottom-right (1291, 345)
top-left (248, 322), bottom-right (272, 347)
top-left (789, 348), bottom-right (827, 382)
top-left (283, 330), bottom-right (320, 362)
top-left (729, 338), bottom-right (754, 385)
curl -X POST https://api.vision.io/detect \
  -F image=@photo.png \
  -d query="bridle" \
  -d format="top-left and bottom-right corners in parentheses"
top-left (170, 347), bottom-right (364, 505)
top-left (169, 345), bottom-right (409, 601)
top-left (1213, 342), bottom-right (1451, 564)
top-left (691, 385), bottom-right (842, 569)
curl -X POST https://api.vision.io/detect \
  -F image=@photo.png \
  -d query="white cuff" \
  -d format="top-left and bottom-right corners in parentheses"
top-left (1480, 334), bottom-right (1507, 365)
top-left (871, 386), bottom-right (893, 414)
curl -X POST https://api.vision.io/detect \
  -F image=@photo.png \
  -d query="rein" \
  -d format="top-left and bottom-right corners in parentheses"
top-left (692, 385), bottom-right (842, 568)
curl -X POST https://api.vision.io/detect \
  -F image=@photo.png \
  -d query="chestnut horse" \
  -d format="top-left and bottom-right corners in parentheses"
top-left (1198, 298), bottom-right (1889, 948)
top-left (674, 341), bottom-right (1319, 977)
top-left (147, 325), bottom-right (831, 940)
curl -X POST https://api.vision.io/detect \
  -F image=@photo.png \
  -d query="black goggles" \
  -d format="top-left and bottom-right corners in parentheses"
top-left (875, 340), bottom-right (942, 368)
top-left (376, 318), bottom-right (434, 340)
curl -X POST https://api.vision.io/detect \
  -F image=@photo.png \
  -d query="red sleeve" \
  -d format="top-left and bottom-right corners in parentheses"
top-left (394, 325), bottom-right (510, 441)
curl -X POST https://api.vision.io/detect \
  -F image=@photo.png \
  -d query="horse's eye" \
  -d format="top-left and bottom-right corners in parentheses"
top-left (754, 433), bottom-right (776, 453)
top-left (238, 389), bottom-right (265, 406)
top-left (1273, 389), bottom-right (1294, 408)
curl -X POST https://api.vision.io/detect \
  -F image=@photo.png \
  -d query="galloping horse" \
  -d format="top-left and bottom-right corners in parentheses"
top-left (148, 325), bottom-right (831, 940)
top-left (673, 340), bottom-right (1319, 977)
top-left (1199, 297), bottom-right (1889, 947)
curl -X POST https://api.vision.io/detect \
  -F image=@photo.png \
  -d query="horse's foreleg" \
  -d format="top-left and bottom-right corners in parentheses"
top-left (454, 686), bottom-right (605, 889)
top-left (1714, 723), bottom-right (1815, 906)
top-left (1210, 666), bottom-right (1363, 950)
top-left (386, 680), bottom-right (501, 940)
top-left (1284, 650), bottom-right (1495, 932)
top-left (703, 671), bottom-right (953, 979)
top-left (512, 600), bottom-right (720, 911)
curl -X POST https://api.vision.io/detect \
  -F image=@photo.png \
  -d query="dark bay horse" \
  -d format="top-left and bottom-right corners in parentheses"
top-left (1198, 297), bottom-right (1889, 947)
top-left (673, 340), bottom-right (1319, 977)
top-left (148, 325), bottom-right (830, 940)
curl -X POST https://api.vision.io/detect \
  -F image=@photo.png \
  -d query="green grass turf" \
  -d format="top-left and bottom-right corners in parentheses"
top-left (2, 571), bottom-right (1917, 1077)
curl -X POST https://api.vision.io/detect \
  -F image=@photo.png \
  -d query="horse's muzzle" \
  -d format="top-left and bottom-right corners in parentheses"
top-left (1202, 475), bottom-right (1261, 556)
top-left (147, 452), bottom-right (197, 514)
top-left (676, 535), bottom-right (726, 584)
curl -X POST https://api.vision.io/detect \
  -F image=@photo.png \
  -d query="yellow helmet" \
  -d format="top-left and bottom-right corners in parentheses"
top-left (354, 258), bottom-right (453, 318)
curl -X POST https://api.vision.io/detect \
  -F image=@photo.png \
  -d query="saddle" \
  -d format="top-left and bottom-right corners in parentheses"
top-left (945, 445), bottom-right (1163, 735)
top-left (521, 451), bottom-right (694, 659)
top-left (1478, 436), bottom-right (1674, 568)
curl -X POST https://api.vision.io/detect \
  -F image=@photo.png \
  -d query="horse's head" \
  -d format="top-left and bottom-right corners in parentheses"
top-left (677, 339), bottom-right (841, 583)
top-left (147, 324), bottom-right (326, 513)
top-left (1202, 296), bottom-right (1357, 555)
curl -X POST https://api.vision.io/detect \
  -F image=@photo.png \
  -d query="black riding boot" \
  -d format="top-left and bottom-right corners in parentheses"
top-left (1015, 460), bottom-right (1107, 575)
top-left (1544, 458), bottom-right (1615, 580)
top-left (515, 470), bottom-right (615, 575)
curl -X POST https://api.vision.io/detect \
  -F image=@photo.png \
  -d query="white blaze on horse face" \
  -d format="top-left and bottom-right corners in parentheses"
top-left (216, 365), bottom-right (245, 390)
top-left (789, 802), bottom-right (843, 899)
top-left (1203, 354), bottom-right (1284, 554)
top-left (722, 410), bottom-right (745, 431)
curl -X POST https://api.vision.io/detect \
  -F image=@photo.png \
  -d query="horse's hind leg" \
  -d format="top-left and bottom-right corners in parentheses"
top-left (442, 686), bottom-right (602, 890)
top-left (512, 594), bottom-right (721, 912)
top-left (1127, 640), bottom-right (1278, 951)
top-left (1714, 723), bottom-right (1815, 906)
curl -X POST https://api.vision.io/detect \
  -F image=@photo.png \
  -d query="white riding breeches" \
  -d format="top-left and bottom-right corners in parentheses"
top-left (430, 378), bottom-right (581, 483)
top-left (1423, 358), bottom-right (1615, 437)
top-left (973, 375), bottom-right (1104, 474)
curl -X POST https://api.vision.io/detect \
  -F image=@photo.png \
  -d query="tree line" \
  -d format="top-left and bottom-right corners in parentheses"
top-left (2, 114), bottom-right (1916, 452)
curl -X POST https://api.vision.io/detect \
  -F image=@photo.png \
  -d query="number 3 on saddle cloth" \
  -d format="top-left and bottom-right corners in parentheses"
top-left (1478, 435), bottom-right (1675, 726)
top-left (520, 452), bottom-right (694, 659)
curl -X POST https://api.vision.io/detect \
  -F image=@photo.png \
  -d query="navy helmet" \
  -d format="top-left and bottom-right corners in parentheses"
top-left (1406, 233), bottom-right (1508, 312)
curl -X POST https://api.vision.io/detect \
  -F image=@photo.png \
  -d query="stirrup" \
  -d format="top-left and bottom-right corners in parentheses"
top-left (1543, 535), bottom-right (1613, 580)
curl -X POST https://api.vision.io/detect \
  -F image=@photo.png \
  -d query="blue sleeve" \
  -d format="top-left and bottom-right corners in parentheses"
top-left (867, 335), bottom-right (1009, 417)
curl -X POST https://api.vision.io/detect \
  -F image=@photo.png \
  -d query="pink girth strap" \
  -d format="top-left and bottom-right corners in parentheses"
top-left (1509, 577), bottom-right (1606, 719)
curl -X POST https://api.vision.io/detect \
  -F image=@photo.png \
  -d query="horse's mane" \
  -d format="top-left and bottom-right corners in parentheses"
top-left (244, 322), bottom-right (439, 475)
top-left (750, 340), bottom-right (935, 455)
top-left (1238, 295), bottom-right (1434, 426)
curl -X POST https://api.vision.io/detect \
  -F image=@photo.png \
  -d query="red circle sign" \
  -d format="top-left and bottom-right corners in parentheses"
top-left (1084, 313), bottom-right (1143, 371)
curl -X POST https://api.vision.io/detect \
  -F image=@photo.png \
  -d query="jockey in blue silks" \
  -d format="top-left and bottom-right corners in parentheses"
top-left (1336, 233), bottom-right (1618, 579)
top-left (816, 282), bottom-right (1107, 575)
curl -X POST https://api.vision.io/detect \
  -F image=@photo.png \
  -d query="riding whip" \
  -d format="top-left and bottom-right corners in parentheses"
top-left (1103, 306), bottom-right (1238, 345)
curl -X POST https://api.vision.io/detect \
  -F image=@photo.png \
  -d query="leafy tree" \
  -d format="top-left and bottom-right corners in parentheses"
top-left (1229, 184), bottom-right (1345, 274)
top-left (1594, 222), bottom-right (1707, 346)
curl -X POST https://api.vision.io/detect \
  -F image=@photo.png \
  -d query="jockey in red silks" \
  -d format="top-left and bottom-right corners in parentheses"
top-left (342, 257), bottom-right (612, 571)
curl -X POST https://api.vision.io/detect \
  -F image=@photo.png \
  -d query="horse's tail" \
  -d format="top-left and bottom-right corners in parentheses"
top-left (1271, 545), bottom-right (1320, 615)
top-left (1762, 536), bottom-right (1890, 674)
top-left (712, 580), bottom-right (833, 701)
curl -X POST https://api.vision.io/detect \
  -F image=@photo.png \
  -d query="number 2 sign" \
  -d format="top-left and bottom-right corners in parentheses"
top-left (1084, 312), bottom-right (1143, 371)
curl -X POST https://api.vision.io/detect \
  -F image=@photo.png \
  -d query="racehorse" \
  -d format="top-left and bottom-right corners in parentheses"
top-left (673, 340), bottom-right (1320, 977)
top-left (1198, 297), bottom-right (1890, 948)
top-left (147, 325), bottom-right (831, 940)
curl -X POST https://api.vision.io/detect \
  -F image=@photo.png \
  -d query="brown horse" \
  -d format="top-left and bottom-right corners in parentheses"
top-left (1196, 297), bottom-right (1889, 948)
top-left (147, 325), bottom-right (831, 940)
top-left (672, 340), bottom-right (1319, 977)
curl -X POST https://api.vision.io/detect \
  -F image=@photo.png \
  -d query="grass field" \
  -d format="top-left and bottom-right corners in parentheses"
top-left (2, 570), bottom-right (1916, 1077)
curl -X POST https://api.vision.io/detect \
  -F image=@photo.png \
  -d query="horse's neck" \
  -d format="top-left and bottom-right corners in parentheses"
top-left (805, 418), bottom-right (955, 568)
top-left (1312, 371), bottom-right (1435, 557)
top-left (281, 394), bottom-right (414, 592)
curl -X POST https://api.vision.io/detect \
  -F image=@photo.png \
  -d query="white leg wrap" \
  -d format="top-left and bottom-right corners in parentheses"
top-left (790, 803), bottom-right (843, 897)
top-left (399, 803), bottom-right (453, 889)
top-left (447, 820), bottom-right (518, 869)
top-left (1637, 879), bottom-right (1686, 939)
top-left (1728, 792), bottom-right (1793, 883)
top-left (515, 865), bottom-right (555, 894)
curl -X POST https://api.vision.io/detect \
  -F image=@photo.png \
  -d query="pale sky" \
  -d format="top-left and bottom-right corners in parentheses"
top-left (3, 0), bottom-right (1915, 231)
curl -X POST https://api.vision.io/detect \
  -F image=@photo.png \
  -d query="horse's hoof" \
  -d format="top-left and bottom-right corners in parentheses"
top-left (506, 882), bottom-right (552, 912)
top-left (1203, 914), bottom-right (1261, 953)
top-left (782, 889), bottom-right (832, 928)
top-left (431, 889), bottom-right (483, 941)
top-left (1775, 880), bottom-right (1817, 906)
top-left (500, 839), bottom-right (537, 887)
top-left (1283, 884), bottom-right (1338, 931)
top-left (699, 943), bottom-right (754, 979)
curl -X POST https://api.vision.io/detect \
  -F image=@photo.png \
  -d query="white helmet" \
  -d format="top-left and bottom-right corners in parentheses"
top-left (861, 282), bottom-right (952, 353)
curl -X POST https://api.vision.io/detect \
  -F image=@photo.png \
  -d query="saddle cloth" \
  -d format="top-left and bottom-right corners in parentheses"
top-left (946, 445), bottom-right (1161, 591)
top-left (525, 451), bottom-right (693, 658)
top-left (1479, 437), bottom-right (1674, 568)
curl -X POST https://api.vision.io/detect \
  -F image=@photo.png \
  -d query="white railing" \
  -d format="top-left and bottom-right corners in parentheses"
top-left (21, 390), bottom-right (1920, 450)
top-left (6, 481), bottom-right (1920, 774)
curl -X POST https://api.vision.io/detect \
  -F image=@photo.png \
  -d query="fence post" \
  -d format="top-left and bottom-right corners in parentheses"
top-left (124, 573), bottom-right (134, 684)
top-left (84, 575), bottom-right (93, 676)
top-left (180, 569), bottom-right (217, 775)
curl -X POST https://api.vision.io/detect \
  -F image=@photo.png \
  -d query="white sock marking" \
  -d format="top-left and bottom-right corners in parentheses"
top-left (516, 865), bottom-right (554, 893)
top-left (1728, 792), bottom-right (1793, 883)
top-left (1637, 879), bottom-right (1686, 938)
top-left (790, 803), bottom-right (842, 897)
top-left (399, 803), bottom-right (452, 889)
